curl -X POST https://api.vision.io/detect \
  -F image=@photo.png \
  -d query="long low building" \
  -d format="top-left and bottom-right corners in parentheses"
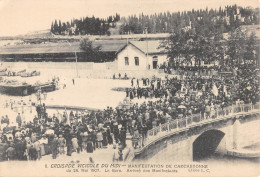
top-left (0, 40), bottom-right (127, 62)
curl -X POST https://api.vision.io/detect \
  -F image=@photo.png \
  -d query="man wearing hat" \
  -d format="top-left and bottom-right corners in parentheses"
top-left (119, 127), bottom-right (126, 149)
top-left (64, 125), bottom-right (72, 156)
top-left (51, 134), bottom-right (59, 159)
top-left (36, 104), bottom-right (42, 119)
top-left (113, 123), bottom-right (119, 144)
top-left (14, 136), bottom-right (26, 160)
top-left (28, 144), bottom-right (37, 161)
top-left (76, 129), bottom-right (83, 153)
top-left (106, 126), bottom-right (113, 145)
top-left (52, 114), bottom-right (59, 125)
top-left (6, 142), bottom-right (16, 161)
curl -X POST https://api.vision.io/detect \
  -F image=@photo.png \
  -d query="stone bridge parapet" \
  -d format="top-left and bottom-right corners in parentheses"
top-left (127, 103), bottom-right (260, 161)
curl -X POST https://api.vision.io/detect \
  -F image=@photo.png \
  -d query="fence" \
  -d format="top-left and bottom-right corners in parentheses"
top-left (134, 102), bottom-right (260, 152)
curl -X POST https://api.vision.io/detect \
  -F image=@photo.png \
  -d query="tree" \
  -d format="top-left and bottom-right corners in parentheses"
top-left (244, 32), bottom-right (258, 66)
top-left (53, 20), bottom-right (59, 34)
top-left (213, 33), bottom-right (225, 66)
top-left (61, 23), bottom-right (67, 34)
top-left (226, 27), bottom-right (247, 67)
top-left (58, 20), bottom-right (62, 34)
top-left (50, 22), bottom-right (54, 33)
top-left (79, 38), bottom-right (102, 61)
top-left (162, 29), bottom-right (193, 68)
top-left (66, 22), bottom-right (71, 29)
top-left (188, 33), bottom-right (213, 67)
top-left (50, 5), bottom-right (259, 36)
top-left (164, 27), bottom-right (224, 69)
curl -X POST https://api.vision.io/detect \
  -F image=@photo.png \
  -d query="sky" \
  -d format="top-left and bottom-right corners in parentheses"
top-left (0, 0), bottom-right (258, 36)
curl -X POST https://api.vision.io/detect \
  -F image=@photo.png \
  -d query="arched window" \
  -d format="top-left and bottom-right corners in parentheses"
top-left (152, 56), bottom-right (158, 60)
top-left (152, 56), bottom-right (158, 69)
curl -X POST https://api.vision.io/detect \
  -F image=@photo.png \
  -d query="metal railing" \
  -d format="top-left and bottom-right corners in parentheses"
top-left (134, 102), bottom-right (260, 152)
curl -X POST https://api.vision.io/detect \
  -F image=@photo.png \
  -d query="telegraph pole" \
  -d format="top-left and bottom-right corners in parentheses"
top-left (145, 27), bottom-right (149, 70)
top-left (65, 40), bottom-right (78, 78)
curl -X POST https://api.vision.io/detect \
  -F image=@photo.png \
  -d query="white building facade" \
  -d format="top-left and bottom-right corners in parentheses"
top-left (116, 40), bottom-right (168, 70)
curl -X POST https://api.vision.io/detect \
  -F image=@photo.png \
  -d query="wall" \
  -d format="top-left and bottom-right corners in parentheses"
top-left (1, 61), bottom-right (118, 78)
top-left (2, 61), bottom-right (94, 70)
top-left (145, 132), bottom-right (193, 162)
top-left (1, 61), bottom-right (167, 79)
top-left (147, 122), bottom-right (231, 162)
top-left (1, 61), bottom-right (94, 78)
top-left (215, 116), bottom-right (260, 154)
top-left (236, 116), bottom-right (260, 148)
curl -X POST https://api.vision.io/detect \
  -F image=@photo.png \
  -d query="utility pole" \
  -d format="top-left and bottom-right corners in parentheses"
top-left (74, 51), bottom-right (79, 78)
top-left (65, 40), bottom-right (78, 78)
top-left (145, 27), bottom-right (149, 70)
top-left (127, 31), bottom-right (129, 57)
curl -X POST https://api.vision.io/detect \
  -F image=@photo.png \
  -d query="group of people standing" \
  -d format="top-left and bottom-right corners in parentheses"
top-left (0, 66), bottom-right (258, 162)
top-left (0, 107), bottom-right (129, 161)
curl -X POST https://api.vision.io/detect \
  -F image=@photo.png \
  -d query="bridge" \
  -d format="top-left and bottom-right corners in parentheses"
top-left (126, 103), bottom-right (260, 162)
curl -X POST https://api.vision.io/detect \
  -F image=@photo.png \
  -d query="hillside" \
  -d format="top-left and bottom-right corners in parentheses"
top-left (49, 4), bottom-right (259, 37)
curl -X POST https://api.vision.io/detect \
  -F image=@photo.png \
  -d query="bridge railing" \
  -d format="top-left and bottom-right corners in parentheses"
top-left (135, 102), bottom-right (260, 151)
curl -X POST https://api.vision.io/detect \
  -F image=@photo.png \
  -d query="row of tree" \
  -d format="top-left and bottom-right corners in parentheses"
top-left (50, 5), bottom-right (259, 36)
top-left (50, 14), bottom-right (120, 35)
top-left (162, 27), bottom-right (259, 70)
top-left (78, 25), bottom-right (258, 66)
top-left (120, 5), bottom-right (259, 35)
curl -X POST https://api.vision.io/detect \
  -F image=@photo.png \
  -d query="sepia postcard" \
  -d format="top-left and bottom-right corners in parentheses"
top-left (0, 0), bottom-right (259, 176)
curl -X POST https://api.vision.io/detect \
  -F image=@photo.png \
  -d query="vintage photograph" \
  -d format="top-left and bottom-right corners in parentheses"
top-left (0, 0), bottom-right (259, 176)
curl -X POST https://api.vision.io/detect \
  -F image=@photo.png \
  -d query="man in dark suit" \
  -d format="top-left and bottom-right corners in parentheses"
top-left (51, 134), bottom-right (59, 159)
top-left (64, 125), bottom-right (72, 156)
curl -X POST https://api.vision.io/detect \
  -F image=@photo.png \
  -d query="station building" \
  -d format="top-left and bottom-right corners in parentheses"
top-left (116, 40), bottom-right (168, 70)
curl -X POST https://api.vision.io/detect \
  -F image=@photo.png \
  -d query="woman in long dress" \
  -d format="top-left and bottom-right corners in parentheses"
top-left (71, 135), bottom-right (78, 152)
top-left (39, 135), bottom-right (48, 156)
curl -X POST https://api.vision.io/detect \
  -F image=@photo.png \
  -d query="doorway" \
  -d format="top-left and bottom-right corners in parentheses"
top-left (152, 56), bottom-right (158, 69)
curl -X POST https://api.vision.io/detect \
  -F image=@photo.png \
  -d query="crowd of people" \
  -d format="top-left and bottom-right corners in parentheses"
top-left (0, 66), bottom-right (259, 162)
top-left (127, 66), bottom-right (259, 106)
top-left (0, 106), bottom-right (128, 161)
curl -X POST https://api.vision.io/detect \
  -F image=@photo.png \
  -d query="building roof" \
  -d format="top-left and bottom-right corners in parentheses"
top-left (96, 33), bottom-right (170, 40)
top-left (117, 40), bottom-right (166, 55)
top-left (0, 40), bottom-right (126, 55)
